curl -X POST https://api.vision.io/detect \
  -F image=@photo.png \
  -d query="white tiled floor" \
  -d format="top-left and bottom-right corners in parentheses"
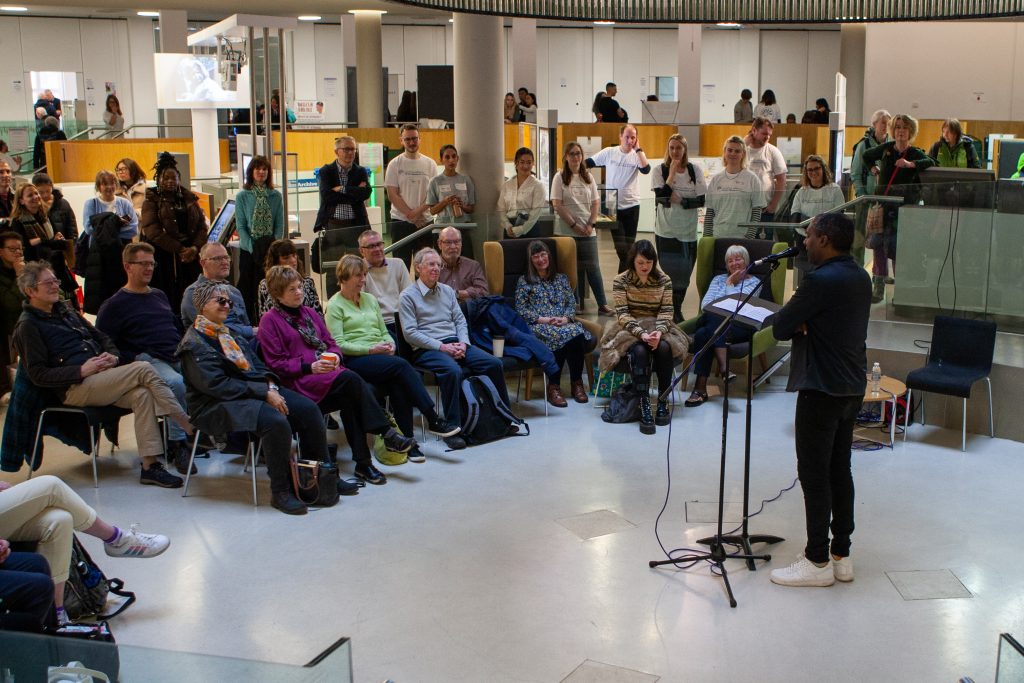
top-left (3, 377), bottom-right (1022, 682)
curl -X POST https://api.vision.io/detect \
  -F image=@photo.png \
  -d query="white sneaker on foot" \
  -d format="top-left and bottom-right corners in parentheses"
top-left (770, 554), bottom-right (835, 587)
top-left (832, 554), bottom-right (854, 582)
top-left (104, 525), bottom-right (171, 558)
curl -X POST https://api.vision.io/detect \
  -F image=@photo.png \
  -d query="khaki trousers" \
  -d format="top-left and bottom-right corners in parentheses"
top-left (63, 361), bottom-right (184, 459)
top-left (0, 475), bottom-right (98, 584)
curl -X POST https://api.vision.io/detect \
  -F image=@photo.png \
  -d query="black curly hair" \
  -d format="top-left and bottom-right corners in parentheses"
top-left (153, 151), bottom-right (180, 180)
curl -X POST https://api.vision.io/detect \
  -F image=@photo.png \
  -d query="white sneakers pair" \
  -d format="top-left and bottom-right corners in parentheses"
top-left (770, 553), bottom-right (853, 587)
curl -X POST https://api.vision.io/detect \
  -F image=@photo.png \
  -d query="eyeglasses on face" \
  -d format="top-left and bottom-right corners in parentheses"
top-left (35, 278), bottom-right (61, 287)
top-left (360, 241), bottom-right (384, 250)
top-left (439, 239), bottom-right (462, 245)
top-left (204, 255), bottom-right (231, 263)
top-left (3, 245), bottom-right (23, 253)
top-left (128, 260), bottom-right (156, 268)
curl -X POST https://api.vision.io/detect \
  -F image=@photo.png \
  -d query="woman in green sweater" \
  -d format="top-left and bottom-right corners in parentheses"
top-left (325, 255), bottom-right (460, 462)
top-left (861, 113), bottom-right (935, 302)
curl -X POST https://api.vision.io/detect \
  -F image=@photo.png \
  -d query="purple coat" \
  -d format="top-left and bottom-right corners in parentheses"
top-left (256, 306), bottom-right (345, 403)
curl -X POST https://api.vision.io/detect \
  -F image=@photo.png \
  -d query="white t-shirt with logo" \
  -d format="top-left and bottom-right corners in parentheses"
top-left (651, 161), bottom-right (708, 242)
top-left (706, 168), bottom-right (765, 238)
top-left (589, 145), bottom-right (647, 209)
top-left (745, 142), bottom-right (787, 207)
top-left (550, 172), bottom-right (599, 238)
top-left (791, 183), bottom-right (846, 219)
top-left (384, 154), bottom-right (437, 222)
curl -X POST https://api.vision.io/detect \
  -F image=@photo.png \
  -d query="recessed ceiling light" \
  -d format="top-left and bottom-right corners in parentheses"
top-left (137, 10), bottom-right (160, 17)
top-left (298, 15), bottom-right (321, 21)
top-left (1, 6), bottom-right (29, 11)
top-left (594, 21), bottom-right (615, 25)
top-left (348, 9), bottom-right (386, 14)
top-left (716, 22), bottom-right (742, 27)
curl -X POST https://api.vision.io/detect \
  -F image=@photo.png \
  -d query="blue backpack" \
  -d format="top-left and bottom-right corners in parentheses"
top-left (459, 376), bottom-right (529, 445)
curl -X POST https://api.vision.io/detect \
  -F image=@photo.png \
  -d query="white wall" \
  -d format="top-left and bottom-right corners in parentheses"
top-left (759, 30), bottom-right (841, 121)
top-left (864, 22), bottom-right (1024, 122)
top-left (700, 28), bottom-right (760, 122)
top-left (313, 23), bottom-right (346, 121)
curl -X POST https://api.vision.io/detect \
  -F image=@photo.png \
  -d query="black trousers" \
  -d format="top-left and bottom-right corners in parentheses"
top-left (794, 390), bottom-right (862, 563)
top-left (547, 333), bottom-right (588, 385)
top-left (628, 340), bottom-right (673, 395)
top-left (0, 552), bottom-right (55, 632)
top-left (318, 371), bottom-right (393, 463)
top-left (611, 206), bottom-right (641, 273)
top-left (253, 387), bottom-right (328, 494)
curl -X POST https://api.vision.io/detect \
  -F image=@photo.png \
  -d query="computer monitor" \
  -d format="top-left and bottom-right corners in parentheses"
top-left (207, 199), bottom-right (236, 245)
top-left (919, 167), bottom-right (996, 209)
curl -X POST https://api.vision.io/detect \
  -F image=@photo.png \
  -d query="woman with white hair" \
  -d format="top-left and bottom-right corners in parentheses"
top-left (684, 244), bottom-right (761, 408)
top-left (850, 109), bottom-right (891, 270)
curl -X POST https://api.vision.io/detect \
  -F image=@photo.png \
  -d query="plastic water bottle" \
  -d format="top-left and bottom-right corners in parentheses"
top-left (870, 362), bottom-right (881, 395)
top-left (77, 560), bottom-right (102, 589)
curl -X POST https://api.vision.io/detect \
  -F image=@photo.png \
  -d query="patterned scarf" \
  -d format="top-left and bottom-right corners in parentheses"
top-left (194, 314), bottom-right (250, 371)
top-left (275, 303), bottom-right (326, 353)
top-left (249, 185), bottom-right (275, 240)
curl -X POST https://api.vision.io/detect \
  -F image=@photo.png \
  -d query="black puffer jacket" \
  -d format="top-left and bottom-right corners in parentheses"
top-left (82, 211), bottom-right (127, 314)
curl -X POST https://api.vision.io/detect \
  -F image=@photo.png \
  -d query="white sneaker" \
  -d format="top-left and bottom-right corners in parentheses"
top-left (832, 554), bottom-right (854, 582)
top-left (104, 525), bottom-right (171, 559)
top-left (770, 554), bottom-right (835, 587)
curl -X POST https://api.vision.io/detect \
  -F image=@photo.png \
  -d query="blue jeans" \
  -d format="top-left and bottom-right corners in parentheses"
top-left (413, 344), bottom-right (509, 425)
top-left (574, 237), bottom-right (607, 307)
top-left (344, 354), bottom-right (439, 437)
top-left (0, 552), bottom-right (54, 631)
top-left (137, 354), bottom-right (187, 442)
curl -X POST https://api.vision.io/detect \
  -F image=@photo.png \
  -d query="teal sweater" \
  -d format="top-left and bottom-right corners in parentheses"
top-left (234, 187), bottom-right (284, 253)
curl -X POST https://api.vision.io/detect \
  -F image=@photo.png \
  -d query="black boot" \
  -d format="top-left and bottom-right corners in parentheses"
top-left (672, 290), bottom-right (685, 324)
top-left (655, 400), bottom-right (670, 426)
top-left (639, 394), bottom-right (656, 434)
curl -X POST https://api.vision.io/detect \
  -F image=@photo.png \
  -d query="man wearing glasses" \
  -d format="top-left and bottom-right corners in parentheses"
top-left (96, 243), bottom-right (197, 474)
top-left (313, 134), bottom-right (370, 234)
top-left (358, 229), bottom-right (411, 342)
top-left (13, 261), bottom-right (192, 488)
top-left (180, 243), bottom-right (257, 350)
top-left (436, 227), bottom-right (488, 302)
top-left (385, 124), bottom-right (437, 264)
top-left (0, 231), bottom-right (25, 398)
top-left (0, 161), bottom-right (14, 218)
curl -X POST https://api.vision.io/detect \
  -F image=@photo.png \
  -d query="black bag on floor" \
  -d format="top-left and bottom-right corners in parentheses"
top-left (459, 375), bottom-right (529, 445)
top-left (64, 536), bottom-right (136, 622)
top-left (45, 621), bottom-right (121, 682)
top-left (290, 457), bottom-right (341, 507)
top-left (601, 386), bottom-right (642, 424)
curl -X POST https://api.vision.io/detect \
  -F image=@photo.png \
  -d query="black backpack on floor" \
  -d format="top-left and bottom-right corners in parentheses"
top-left (64, 536), bottom-right (136, 622)
top-left (459, 376), bottom-right (529, 445)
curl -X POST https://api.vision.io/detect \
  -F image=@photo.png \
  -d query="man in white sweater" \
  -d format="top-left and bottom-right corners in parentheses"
top-left (358, 229), bottom-right (412, 342)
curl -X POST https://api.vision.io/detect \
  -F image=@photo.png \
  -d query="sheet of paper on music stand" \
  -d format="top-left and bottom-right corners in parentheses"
top-left (714, 297), bottom-right (775, 323)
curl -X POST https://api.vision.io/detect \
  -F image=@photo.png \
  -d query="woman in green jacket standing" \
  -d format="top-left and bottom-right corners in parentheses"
top-left (234, 155), bottom-right (284, 320)
top-left (861, 113), bottom-right (935, 303)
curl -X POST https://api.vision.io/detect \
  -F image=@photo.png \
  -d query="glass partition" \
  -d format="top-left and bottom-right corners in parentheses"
top-left (996, 633), bottom-right (1024, 683)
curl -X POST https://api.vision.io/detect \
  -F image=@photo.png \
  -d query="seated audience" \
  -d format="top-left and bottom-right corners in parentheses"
top-left (141, 153), bottom-right (207, 313)
top-left (257, 266), bottom-right (416, 483)
top-left (13, 261), bottom-right (191, 488)
top-left (514, 241), bottom-right (592, 407)
top-left (598, 240), bottom-right (689, 434)
top-left (0, 231), bottom-right (24, 397)
top-left (31, 173), bottom-right (77, 243)
top-left (0, 161), bottom-right (14, 218)
top-left (256, 238), bottom-right (322, 321)
top-left (436, 226), bottom-right (488, 302)
top-left (8, 183), bottom-right (78, 308)
top-left (498, 147), bottom-right (546, 239)
top-left (114, 158), bottom-right (147, 216)
top-left (0, 545), bottom-right (54, 631)
top-left (0, 476), bottom-right (168, 625)
top-left (96, 243), bottom-right (195, 473)
top-left (178, 281), bottom-right (333, 515)
top-left (684, 244), bottom-right (761, 408)
top-left (181, 243), bottom-right (257, 350)
top-left (426, 145), bottom-right (476, 225)
top-left (358, 229), bottom-right (412, 340)
top-left (326, 255), bottom-right (460, 463)
top-left (399, 248), bottom-right (510, 450)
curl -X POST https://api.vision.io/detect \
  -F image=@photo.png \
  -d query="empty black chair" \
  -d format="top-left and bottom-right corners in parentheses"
top-left (903, 316), bottom-right (996, 451)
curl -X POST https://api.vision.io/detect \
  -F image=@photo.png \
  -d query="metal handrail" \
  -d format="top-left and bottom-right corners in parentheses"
top-left (319, 223), bottom-right (436, 274)
top-left (738, 194), bottom-right (905, 232)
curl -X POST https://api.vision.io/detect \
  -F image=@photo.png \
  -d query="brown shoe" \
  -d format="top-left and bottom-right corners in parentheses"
top-left (547, 384), bottom-right (568, 407)
top-left (571, 380), bottom-right (589, 403)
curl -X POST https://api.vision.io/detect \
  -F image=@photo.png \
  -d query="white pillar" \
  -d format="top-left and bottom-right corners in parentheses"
top-left (353, 11), bottom-right (384, 128)
top-left (453, 13), bottom-right (504, 248)
top-left (592, 25), bottom-right (614, 107)
top-left (158, 10), bottom-right (190, 138)
top-left (840, 24), bottom-right (867, 125)
top-left (340, 15), bottom-right (357, 123)
top-left (511, 18), bottom-right (537, 95)
top-left (677, 24), bottom-right (702, 146)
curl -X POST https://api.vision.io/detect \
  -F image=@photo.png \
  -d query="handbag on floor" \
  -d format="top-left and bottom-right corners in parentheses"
top-left (601, 385), bottom-right (642, 424)
top-left (290, 457), bottom-right (340, 507)
top-left (589, 370), bottom-right (631, 399)
top-left (64, 537), bottom-right (136, 622)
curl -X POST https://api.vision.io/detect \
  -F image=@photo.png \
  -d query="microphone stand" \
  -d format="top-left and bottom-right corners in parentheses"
top-left (648, 259), bottom-right (784, 608)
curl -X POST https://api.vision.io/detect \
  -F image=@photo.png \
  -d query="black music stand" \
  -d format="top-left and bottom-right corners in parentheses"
top-left (649, 263), bottom-right (784, 607)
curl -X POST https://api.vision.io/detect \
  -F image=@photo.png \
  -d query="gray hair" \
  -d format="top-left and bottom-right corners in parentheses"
top-left (44, 116), bottom-right (58, 128)
top-left (412, 247), bottom-right (440, 268)
top-left (870, 109), bottom-right (892, 125)
top-left (17, 261), bottom-right (54, 296)
top-left (724, 244), bottom-right (750, 267)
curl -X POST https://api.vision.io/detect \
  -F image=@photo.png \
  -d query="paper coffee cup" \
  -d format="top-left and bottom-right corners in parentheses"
top-left (491, 336), bottom-right (505, 358)
top-left (320, 352), bottom-right (339, 366)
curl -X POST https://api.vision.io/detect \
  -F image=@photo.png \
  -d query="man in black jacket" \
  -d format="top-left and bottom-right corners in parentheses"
top-left (770, 212), bottom-right (871, 588)
top-left (313, 134), bottom-right (370, 232)
top-left (13, 261), bottom-right (192, 488)
top-left (32, 117), bottom-right (66, 171)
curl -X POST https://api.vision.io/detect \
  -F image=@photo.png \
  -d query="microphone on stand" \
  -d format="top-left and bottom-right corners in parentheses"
top-left (749, 246), bottom-right (799, 268)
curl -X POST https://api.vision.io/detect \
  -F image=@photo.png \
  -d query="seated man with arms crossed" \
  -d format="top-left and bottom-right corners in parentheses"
top-left (399, 248), bottom-right (510, 450)
top-left (96, 242), bottom-right (199, 475)
top-left (13, 261), bottom-right (192, 488)
top-left (358, 228), bottom-right (412, 342)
